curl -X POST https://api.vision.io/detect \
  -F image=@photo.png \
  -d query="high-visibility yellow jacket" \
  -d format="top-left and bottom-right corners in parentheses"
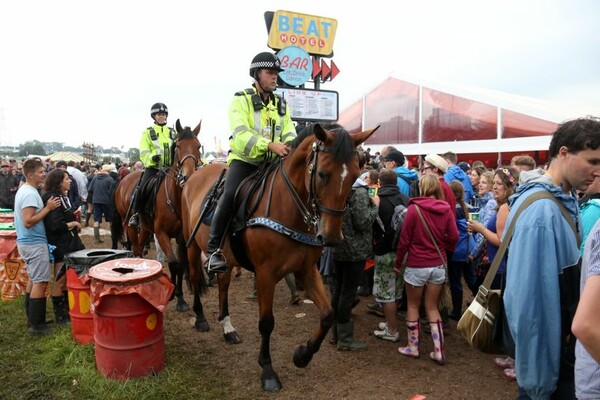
top-left (139, 123), bottom-right (175, 168)
top-left (228, 86), bottom-right (296, 165)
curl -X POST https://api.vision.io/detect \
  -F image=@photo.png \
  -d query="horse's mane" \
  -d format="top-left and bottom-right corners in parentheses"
top-left (177, 127), bottom-right (196, 140)
top-left (289, 123), bottom-right (355, 163)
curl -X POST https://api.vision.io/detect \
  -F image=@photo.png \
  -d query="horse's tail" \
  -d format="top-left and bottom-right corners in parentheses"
top-left (177, 235), bottom-right (207, 296)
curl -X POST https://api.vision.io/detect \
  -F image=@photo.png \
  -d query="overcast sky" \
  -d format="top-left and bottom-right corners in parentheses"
top-left (1, 0), bottom-right (599, 151)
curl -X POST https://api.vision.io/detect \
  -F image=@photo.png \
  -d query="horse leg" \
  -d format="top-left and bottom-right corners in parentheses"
top-left (175, 236), bottom-right (191, 312)
top-left (217, 268), bottom-right (241, 344)
top-left (155, 232), bottom-right (189, 312)
top-left (188, 243), bottom-right (209, 332)
top-left (126, 225), bottom-right (143, 257)
top-left (293, 264), bottom-right (333, 369)
top-left (255, 272), bottom-right (282, 392)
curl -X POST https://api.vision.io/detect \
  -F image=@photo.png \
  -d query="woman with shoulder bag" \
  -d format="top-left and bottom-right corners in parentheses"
top-left (42, 169), bottom-right (85, 325)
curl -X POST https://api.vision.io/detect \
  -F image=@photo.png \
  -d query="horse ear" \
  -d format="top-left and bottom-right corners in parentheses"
top-left (192, 120), bottom-right (202, 137)
top-left (176, 119), bottom-right (183, 133)
top-left (313, 123), bottom-right (327, 142)
top-left (352, 125), bottom-right (380, 147)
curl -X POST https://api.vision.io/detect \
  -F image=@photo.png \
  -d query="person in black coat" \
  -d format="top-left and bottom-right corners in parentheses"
top-left (42, 168), bottom-right (84, 325)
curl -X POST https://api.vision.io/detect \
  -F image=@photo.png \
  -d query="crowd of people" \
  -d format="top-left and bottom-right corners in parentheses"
top-left (317, 117), bottom-right (600, 400)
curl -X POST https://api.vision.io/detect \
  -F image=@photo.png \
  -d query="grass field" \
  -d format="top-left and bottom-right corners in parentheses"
top-left (0, 296), bottom-right (231, 400)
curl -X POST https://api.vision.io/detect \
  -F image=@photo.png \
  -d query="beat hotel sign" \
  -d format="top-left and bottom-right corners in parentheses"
top-left (267, 10), bottom-right (338, 57)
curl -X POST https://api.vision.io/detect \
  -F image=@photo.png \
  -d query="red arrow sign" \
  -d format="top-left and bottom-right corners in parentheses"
top-left (311, 57), bottom-right (321, 80)
top-left (320, 60), bottom-right (331, 82)
top-left (329, 60), bottom-right (340, 81)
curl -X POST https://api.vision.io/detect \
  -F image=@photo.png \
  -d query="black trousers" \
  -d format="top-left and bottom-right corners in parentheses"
top-left (132, 167), bottom-right (158, 212)
top-left (331, 260), bottom-right (365, 324)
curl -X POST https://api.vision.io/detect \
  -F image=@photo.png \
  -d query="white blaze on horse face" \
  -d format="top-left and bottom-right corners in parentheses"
top-left (339, 163), bottom-right (349, 195)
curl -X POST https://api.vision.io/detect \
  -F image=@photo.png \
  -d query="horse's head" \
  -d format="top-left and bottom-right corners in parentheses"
top-left (289, 123), bottom-right (379, 246)
top-left (174, 119), bottom-right (202, 187)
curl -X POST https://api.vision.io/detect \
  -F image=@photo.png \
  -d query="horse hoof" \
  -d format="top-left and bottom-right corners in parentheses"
top-left (261, 373), bottom-right (282, 392)
top-left (224, 331), bottom-right (243, 345)
top-left (293, 345), bottom-right (313, 368)
top-left (195, 320), bottom-right (210, 332)
top-left (176, 300), bottom-right (190, 312)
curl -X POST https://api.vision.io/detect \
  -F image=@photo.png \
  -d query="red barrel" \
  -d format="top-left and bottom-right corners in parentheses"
top-left (89, 258), bottom-right (174, 379)
top-left (66, 268), bottom-right (93, 344)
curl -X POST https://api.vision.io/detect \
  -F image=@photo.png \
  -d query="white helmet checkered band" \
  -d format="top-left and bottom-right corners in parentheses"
top-left (249, 52), bottom-right (284, 78)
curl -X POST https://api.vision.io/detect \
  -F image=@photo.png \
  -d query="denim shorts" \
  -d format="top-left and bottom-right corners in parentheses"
top-left (404, 265), bottom-right (446, 287)
top-left (17, 243), bottom-right (50, 283)
top-left (373, 252), bottom-right (403, 303)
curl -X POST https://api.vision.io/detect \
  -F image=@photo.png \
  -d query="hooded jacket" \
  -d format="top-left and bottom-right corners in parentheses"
top-left (395, 197), bottom-right (458, 269)
top-left (444, 165), bottom-right (475, 202)
top-left (333, 178), bottom-right (379, 262)
top-left (503, 170), bottom-right (581, 399)
top-left (373, 184), bottom-right (409, 255)
top-left (393, 166), bottom-right (418, 197)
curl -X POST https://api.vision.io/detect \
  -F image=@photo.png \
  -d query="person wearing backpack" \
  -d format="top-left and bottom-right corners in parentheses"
top-left (372, 168), bottom-right (409, 341)
top-left (503, 117), bottom-right (600, 399)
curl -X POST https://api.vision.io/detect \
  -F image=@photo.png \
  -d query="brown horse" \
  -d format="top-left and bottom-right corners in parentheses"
top-left (181, 123), bottom-right (377, 391)
top-left (113, 119), bottom-right (203, 311)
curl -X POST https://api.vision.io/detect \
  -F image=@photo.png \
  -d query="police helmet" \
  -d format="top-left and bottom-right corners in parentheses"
top-left (150, 103), bottom-right (168, 119)
top-left (249, 52), bottom-right (284, 78)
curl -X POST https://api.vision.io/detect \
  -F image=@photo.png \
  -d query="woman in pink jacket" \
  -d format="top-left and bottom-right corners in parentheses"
top-left (394, 174), bottom-right (458, 365)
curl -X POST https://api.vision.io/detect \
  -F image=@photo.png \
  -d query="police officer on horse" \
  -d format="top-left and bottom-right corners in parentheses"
top-left (128, 102), bottom-right (176, 227)
top-left (206, 52), bottom-right (296, 273)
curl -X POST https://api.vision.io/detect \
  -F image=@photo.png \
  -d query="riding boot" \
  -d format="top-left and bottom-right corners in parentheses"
top-left (398, 320), bottom-right (420, 358)
top-left (128, 188), bottom-right (140, 227)
top-left (29, 297), bottom-right (52, 336)
top-left (429, 320), bottom-right (446, 365)
top-left (336, 320), bottom-right (367, 351)
top-left (206, 205), bottom-right (229, 273)
top-left (94, 226), bottom-right (104, 243)
top-left (52, 296), bottom-right (69, 326)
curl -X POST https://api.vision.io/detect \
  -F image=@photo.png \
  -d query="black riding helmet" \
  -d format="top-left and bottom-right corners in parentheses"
top-left (249, 52), bottom-right (284, 79)
top-left (150, 103), bottom-right (168, 119)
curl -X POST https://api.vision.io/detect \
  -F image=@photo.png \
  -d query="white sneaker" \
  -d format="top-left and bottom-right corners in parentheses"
top-left (374, 327), bottom-right (400, 342)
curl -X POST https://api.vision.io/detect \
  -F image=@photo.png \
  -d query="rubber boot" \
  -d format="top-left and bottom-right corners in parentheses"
top-left (128, 187), bottom-right (140, 227)
top-left (336, 320), bottom-right (367, 351)
top-left (25, 293), bottom-right (31, 328)
top-left (52, 296), bottom-right (69, 326)
top-left (63, 291), bottom-right (71, 322)
top-left (285, 273), bottom-right (301, 305)
top-left (206, 205), bottom-right (229, 273)
top-left (429, 320), bottom-right (446, 365)
top-left (29, 297), bottom-right (52, 336)
top-left (94, 226), bottom-right (104, 243)
top-left (329, 322), bottom-right (338, 345)
top-left (398, 320), bottom-right (420, 358)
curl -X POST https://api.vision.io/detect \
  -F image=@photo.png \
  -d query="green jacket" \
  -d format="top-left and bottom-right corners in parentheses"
top-left (333, 182), bottom-right (379, 262)
top-left (227, 86), bottom-right (296, 166)
top-left (139, 123), bottom-right (175, 168)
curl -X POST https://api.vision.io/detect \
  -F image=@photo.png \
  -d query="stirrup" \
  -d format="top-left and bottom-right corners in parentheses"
top-left (207, 251), bottom-right (228, 273)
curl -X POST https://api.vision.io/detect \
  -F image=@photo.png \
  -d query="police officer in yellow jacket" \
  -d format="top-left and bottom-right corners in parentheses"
top-left (128, 102), bottom-right (175, 227)
top-left (206, 52), bottom-right (296, 273)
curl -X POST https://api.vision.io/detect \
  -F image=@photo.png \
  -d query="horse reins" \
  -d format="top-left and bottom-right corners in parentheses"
top-left (279, 140), bottom-right (347, 231)
top-left (162, 139), bottom-right (202, 216)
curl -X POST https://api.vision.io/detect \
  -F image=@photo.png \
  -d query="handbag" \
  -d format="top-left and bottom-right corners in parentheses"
top-left (414, 205), bottom-right (452, 309)
top-left (457, 191), bottom-right (579, 353)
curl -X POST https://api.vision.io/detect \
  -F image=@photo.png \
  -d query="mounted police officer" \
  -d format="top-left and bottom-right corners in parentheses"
top-left (128, 102), bottom-right (175, 227)
top-left (206, 51), bottom-right (296, 273)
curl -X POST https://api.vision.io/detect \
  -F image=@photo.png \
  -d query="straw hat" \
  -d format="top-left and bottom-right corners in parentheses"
top-left (424, 154), bottom-right (448, 173)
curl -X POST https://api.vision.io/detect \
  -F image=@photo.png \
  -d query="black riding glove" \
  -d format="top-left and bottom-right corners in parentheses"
top-left (152, 155), bottom-right (161, 163)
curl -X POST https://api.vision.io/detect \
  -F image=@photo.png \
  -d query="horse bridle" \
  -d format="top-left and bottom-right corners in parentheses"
top-left (170, 140), bottom-right (202, 187)
top-left (280, 140), bottom-right (347, 231)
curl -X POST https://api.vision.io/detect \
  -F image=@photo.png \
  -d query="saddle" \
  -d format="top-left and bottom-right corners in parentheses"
top-left (139, 170), bottom-right (167, 220)
top-left (200, 162), bottom-right (278, 271)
